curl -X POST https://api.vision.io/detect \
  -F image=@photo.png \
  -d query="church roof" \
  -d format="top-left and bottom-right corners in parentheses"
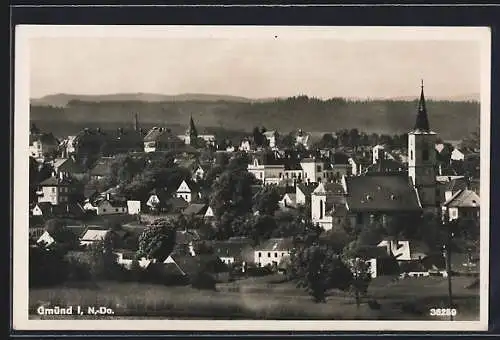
top-left (413, 81), bottom-right (431, 133)
top-left (345, 174), bottom-right (422, 212)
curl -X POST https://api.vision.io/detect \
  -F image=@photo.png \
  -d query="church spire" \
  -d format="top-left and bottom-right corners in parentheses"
top-left (414, 79), bottom-right (430, 132)
top-left (188, 115), bottom-right (198, 138)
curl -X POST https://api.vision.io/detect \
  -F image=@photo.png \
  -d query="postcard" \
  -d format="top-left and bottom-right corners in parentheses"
top-left (13, 25), bottom-right (491, 331)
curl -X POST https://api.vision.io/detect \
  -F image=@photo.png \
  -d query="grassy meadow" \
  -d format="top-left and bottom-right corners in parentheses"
top-left (29, 275), bottom-right (480, 321)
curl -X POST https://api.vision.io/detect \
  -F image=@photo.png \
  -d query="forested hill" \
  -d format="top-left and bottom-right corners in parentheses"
top-left (30, 96), bottom-right (480, 140)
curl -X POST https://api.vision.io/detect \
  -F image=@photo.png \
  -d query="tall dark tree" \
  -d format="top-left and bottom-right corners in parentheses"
top-left (289, 245), bottom-right (353, 303)
top-left (136, 220), bottom-right (177, 262)
top-left (253, 186), bottom-right (280, 216)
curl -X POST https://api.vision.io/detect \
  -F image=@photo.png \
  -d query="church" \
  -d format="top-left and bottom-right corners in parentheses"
top-left (311, 82), bottom-right (439, 231)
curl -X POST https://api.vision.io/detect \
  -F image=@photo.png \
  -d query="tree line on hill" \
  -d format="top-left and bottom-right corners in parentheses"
top-left (30, 95), bottom-right (480, 140)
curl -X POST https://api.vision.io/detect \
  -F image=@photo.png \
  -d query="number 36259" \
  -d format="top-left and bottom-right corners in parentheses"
top-left (429, 308), bottom-right (457, 317)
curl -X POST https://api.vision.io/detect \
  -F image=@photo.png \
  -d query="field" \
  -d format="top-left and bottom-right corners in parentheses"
top-left (29, 275), bottom-right (480, 321)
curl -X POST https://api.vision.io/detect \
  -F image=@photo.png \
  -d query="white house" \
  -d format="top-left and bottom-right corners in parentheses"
top-left (36, 231), bottom-right (56, 247)
top-left (295, 129), bottom-right (311, 149)
top-left (176, 180), bottom-right (200, 203)
top-left (127, 200), bottom-right (141, 215)
top-left (451, 148), bottom-right (466, 161)
top-left (254, 238), bottom-right (294, 268)
top-left (204, 206), bottom-right (215, 219)
top-left (247, 157), bottom-right (285, 185)
top-left (239, 139), bottom-right (252, 152)
top-left (263, 130), bottom-right (278, 148)
top-left (96, 199), bottom-right (128, 215)
top-left (113, 249), bottom-right (138, 269)
top-left (310, 182), bottom-right (334, 230)
top-left (442, 189), bottom-right (480, 222)
top-left (279, 193), bottom-right (297, 209)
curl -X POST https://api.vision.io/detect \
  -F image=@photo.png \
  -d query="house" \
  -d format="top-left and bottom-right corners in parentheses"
top-left (36, 231), bottom-right (56, 247)
top-left (32, 202), bottom-right (54, 217)
top-left (204, 206), bottom-right (215, 219)
top-left (166, 197), bottom-right (190, 214)
top-left (283, 160), bottom-right (303, 181)
top-left (36, 173), bottom-right (79, 205)
top-left (143, 127), bottom-right (185, 153)
top-left (29, 131), bottom-right (59, 160)
top-left (95, 195), bottom-right (128, 215)
top-left (247, 156), bottom-right (285, 185)
top-left (146, 190), bottom-right (170, 213)
top-left (377, 239), bottom-right (430, 261)
top-left (300, 157), bottom-right (325, 183)
top-left (51, 157), bottom-right (85, 180)
top-left (182, 203), bottom-right (209, 217)
top-left (239, 138), bottom-right (253, 152)
top-left (295, 182), bottom-right (316, 205)
top-left (442, 189), bottom-right (480, 222)
top-left (279, 193), bottom-right (297, 209)
top-left (263, 130), bottom-right (279, 148)
top-left (79, 227), bottom-right (111, 247)
top-left (310, 182), bottom-right (347, 230)
top-left (113, 249), bottom-right (138, 269)
top-left (343, 174), bottom-right (422, 230)
top-left (212, 240), bottom-right (254, 265)
top-left (89, 157), bottom-right (114, 180)
top-left (254, 237), bottom-right (294, 268)
top-left (176, 179), bottom-right (200, 203)
top-left (127, 200), bottom-right (141, 215)
top-left (350, 246), bottom-right (399, 279)
top-left (295, 129), bottom-right (311, 149)
top-left (450, 148), bottom-right (466, 162)
top-left (348, 157), bottom-right (372, 176)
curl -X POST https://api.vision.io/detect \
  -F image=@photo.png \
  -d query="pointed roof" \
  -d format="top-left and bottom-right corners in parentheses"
top-left (414, 80), bottom-right (431, 132)
top-left (188, 115), bottom-right (198, 137)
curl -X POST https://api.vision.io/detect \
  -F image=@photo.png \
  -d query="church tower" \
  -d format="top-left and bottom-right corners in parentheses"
top-left (408, 80), bottom-right (438, 210)
top-left (186, 115), bottom-right (198, 145)
top-left (134, 113), bottom-right (140, 132)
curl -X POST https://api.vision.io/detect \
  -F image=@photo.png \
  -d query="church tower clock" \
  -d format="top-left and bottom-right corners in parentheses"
top-left (408, 81), bottom-right (438, 210)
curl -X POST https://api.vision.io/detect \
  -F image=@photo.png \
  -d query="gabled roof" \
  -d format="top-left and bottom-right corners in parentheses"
top-left (80, 228), bottom-right (110, 242)
top-left (443, 189), bottom-right (480, 208)
top-left (256, 237), bottom-right (294, 251)
top-left (34, 202), bottom-right (54, 216)
top-left (345, 174), bottom-right (422, 212)
top-left (89, 158), bottom-right (114, 177)
top-left (212, 241), bottom-right (252, 258)
top-left (143, 127), bottom-right (183, 143)
top-left (445, 178), bottom-right (468, 193)
top-left (176, 179), bottom-right (200, 193)
top-left (182, 203), bottom-right (208, 216)
top-left (167, 196), bottom-right (190, 210)
top-left (39, 176), bottom-right (74, 186)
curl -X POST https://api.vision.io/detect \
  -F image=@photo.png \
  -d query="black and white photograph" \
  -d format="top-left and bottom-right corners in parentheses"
top-left (13, 25), bottom-right (490, 331)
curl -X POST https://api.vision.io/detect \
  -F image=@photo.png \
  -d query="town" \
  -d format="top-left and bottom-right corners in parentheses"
top-left (29, 84), bottom-right (481, 320)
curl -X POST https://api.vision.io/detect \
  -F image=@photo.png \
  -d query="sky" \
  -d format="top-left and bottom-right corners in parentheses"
top-left (29, 35), bottom-right (482, 100)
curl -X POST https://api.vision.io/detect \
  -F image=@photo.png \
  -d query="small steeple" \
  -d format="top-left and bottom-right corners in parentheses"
top-left (414, 79), bottom-right (430, 132)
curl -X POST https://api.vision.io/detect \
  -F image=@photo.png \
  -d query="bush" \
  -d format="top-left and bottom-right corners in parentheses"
top-left (29, 245), bottom-right (67, 288)
top-left (190, 271), bottom-right (217, 290)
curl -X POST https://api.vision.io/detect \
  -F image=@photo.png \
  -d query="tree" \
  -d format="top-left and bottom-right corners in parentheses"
top-left (289, 245), bottom-right (354, 303)
top-left (87, 239), bottom-right (122, 280)
top-left (348, 257), bottom-right (373, 308)
top-left (253, 186), bottom-right (280, 216)
top-left (136, 220), bottom-right (177, 262)
top-left (279, 132), bottom-right (296, 149)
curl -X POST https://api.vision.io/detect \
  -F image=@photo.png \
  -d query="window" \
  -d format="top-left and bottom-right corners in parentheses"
top-left (285, 173), bottom-right (289, 178)
top-left (274, 253), bottom-right (278, 258)
top-left (279, 173), bottom-right (282, 178)
top-left (268, 252), bottom-right (271, 258)
top-left (410, 150), bottom-right (413, 161)
top-left (52, 188), bottom-right (56, 193)
top-left (319, 200), bottom-right (324, 219)
top-left (317, 165), bottom-right (322, 172)
top-left (115, 208), bottom-right (119, 212)
top-left (103, 209), bottom-right (107, 213)
top-left (282, 252), bottom-right (285, 256)
top-left (258, 252), bottom-right (262, 258)
top-left (422, 149), bottom-right (429, 161)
